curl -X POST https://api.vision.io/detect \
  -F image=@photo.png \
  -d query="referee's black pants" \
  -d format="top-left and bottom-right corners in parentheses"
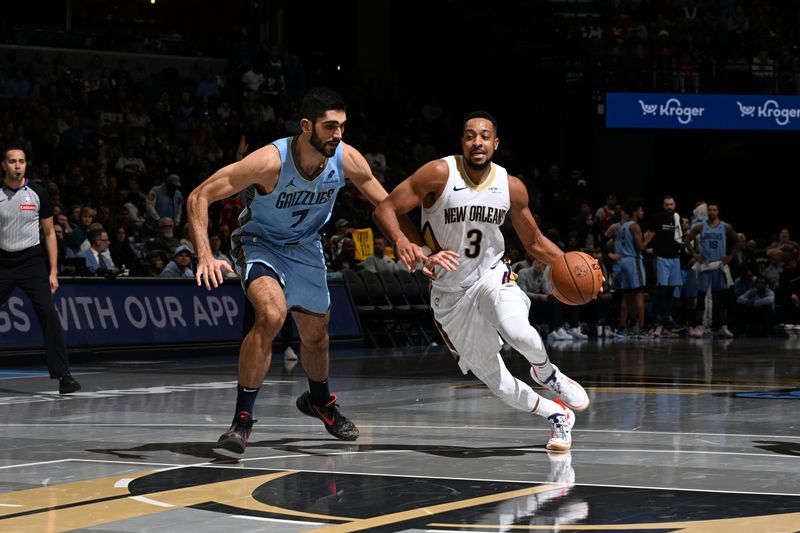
top-left (0, 246), bottom-right (70, 378)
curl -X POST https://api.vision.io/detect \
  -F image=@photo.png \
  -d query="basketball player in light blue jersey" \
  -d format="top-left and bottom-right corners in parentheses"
top-left (608, 199), bottom-right (653, 336)
top-left (684, 201), bottom-right (739, 338)
top-left (187, 87), bottom-right (420, 454)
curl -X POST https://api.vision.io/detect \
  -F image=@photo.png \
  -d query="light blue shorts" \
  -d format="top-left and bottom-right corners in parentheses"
top-left (655, 256), bottom-right (682, 287)
top-left (698, 269), bottom-right (728, 293)
top-left (231, 234), bottom-right (329, 315)
top-left (612, 256), bottom-right (646, 291)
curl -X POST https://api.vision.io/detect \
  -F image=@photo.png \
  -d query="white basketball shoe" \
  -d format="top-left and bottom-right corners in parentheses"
top-left (531, 364), bottom-right (590, 412)
top-left (546, 400), bottom-right (575, 452)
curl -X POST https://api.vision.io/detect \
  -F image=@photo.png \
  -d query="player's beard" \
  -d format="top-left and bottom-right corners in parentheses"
top-left (310, 128), bottom-right (338, 158)
top-left (464, 154), bottom-right (491, 171)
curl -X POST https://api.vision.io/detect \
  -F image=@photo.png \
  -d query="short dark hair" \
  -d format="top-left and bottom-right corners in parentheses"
top-left (299, 87), bottom-right (346, 123)
top-left (624, 198), bottom-right (643, 214)
top-left (463, 110), bottom-right (498, 135)
top-left (3, 146), bottom-right (26, 161)
top-left (89, 229), bottom-right (107, 244)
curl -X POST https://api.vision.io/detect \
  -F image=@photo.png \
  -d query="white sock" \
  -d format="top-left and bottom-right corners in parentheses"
top-left (534, 396), bottom-right (564, 418)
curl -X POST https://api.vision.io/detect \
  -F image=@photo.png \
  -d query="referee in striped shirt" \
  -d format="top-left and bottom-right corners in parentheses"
top-left (0, 147), bottom-right (80, 394)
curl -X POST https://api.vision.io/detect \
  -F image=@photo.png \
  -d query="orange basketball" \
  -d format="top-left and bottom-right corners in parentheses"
top-left (547, 251), bottom-right (603, 306)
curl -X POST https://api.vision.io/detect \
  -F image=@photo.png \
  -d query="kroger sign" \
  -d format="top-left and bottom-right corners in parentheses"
top-left (607, 92), bottom-right (800, 130)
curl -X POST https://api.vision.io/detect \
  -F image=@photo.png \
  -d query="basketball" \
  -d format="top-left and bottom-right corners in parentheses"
top-left (548, 251), bottom-right (603, 306)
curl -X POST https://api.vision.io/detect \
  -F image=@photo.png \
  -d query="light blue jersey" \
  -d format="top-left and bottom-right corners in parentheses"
top-left (697, 219), bottom-right (729, 293)
top-left (617, 220), bottom-right (638, 259)
top-left (230, 136), bottom-right (346, 314)
top-left (612, 219), bottom-right (645, 290)
top-left (234, 136), bottom-right (345, 245)
top-left (699, 219), bottom-right (726, 261)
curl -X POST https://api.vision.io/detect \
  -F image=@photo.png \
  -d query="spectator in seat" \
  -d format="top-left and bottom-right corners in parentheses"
top-left (360, 235), bottom-right (398, 273)
top-left (77, 229), bottom-right (117, 275)
top-left (145, 174), bottom-right (184, 232)
top-left (160, 244), bottom-right (195, 278)
top-left (736, 276), bottom-right (776, 336)
top-left (149, 217), bottom-right (181, 254)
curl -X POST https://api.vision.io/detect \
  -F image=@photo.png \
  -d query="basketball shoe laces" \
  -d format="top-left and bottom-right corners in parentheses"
top-left (547, 412), bottom-right (570, 441)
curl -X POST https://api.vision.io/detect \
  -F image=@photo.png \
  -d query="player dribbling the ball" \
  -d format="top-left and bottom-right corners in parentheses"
top-left (548, 250), bottom-right (605, 306)
top-left (375, 110), bottom-right (598, 452)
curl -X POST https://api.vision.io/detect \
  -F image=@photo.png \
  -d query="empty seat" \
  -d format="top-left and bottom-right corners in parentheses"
top-left (394, 269), bottom-right (428, 313)
top-left (342, 269), bottom-right (379, 347)
top-left (413, 269), bottom-right (432, 305)
top-left (376, 270), bottom-right (412, 314)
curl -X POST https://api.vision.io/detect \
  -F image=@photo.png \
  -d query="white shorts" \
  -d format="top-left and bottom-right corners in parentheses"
top-left (431, 262), bottom-right (531, 375)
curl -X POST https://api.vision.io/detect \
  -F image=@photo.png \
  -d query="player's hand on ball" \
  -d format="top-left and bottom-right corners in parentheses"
top-left (548, 251), bottom-right (603, 305)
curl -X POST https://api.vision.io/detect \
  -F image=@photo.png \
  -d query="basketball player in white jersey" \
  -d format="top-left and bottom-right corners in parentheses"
top-left (374, 111), bottom-right (590, 451)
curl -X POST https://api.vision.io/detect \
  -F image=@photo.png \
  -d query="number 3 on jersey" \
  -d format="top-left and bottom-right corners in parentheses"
top-left (464, 229), bottom-right (483, 258)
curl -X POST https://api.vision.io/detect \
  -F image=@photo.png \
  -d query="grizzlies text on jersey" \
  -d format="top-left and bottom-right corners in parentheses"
top-left (235, 136), bottom-right (345, 246)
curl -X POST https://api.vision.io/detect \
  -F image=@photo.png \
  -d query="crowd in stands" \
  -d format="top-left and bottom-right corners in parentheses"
top-left (551, 0), bottom-right (800, 94)
top-left (2, 11), bottom-right (798, 340)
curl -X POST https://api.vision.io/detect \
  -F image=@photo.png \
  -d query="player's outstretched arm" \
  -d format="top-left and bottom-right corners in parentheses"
top-left (187, 145), bottom-right (280, 290)
top-left (374, 159), bottom-right (457, 272)
top-left (341, 143), bottom-right (426, 249)
top-left (508, 175), bottom-right (563, 265)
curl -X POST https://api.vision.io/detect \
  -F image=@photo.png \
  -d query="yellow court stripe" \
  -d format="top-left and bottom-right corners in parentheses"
top-left (310, 483), bottom-right (568, 532)
top-left (430, 511), bottom-right (800, 531)
top-left (0, 470), bottom-right (310, 532)
top-left (586, 381), bottom-right (793, 389)
top-left (0, 470), bottom-right (156, 517)
top-left (584, 386), bottom-right (755, 395)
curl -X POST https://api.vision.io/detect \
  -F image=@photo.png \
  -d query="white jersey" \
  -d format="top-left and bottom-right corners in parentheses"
top-left (422, 155), bottom-right (510, 292)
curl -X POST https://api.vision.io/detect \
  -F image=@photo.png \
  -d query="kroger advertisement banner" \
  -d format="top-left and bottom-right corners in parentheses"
top-left (606, 92), bottom-right (800, 131)
top-left (1, 279), bottom-right (360, 349)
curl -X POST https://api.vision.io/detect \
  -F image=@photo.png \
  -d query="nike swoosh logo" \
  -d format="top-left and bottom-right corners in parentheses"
top-left (453, 186), bottom-right (469, 191)
top-left (313, 405), bottom-right (336, 426)
top-left (242, 388), bottom-right (258, 393)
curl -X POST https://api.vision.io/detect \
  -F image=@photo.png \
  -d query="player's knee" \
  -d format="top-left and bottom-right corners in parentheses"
top-left (482, 369), bottom-right (509, 395)
top-left (499, 319), bottom-right (545, 354)
top-left (485, 371), bottom-right (529, 410)
top-left (253, 306), bottom-right (286, 329)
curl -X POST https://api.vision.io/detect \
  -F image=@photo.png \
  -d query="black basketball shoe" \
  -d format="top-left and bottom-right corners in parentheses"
top-left (216, 411), bottom-right (256, 454)
top-left (58, 374), bottom-right (81, 394)
top-left (296, 391), bottom-right (359, 441)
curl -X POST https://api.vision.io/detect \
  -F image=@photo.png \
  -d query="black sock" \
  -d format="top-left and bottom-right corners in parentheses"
top-left (308, 378), bottom-right (331, 406)
top-left (235, 384), bottom-right (260, 418)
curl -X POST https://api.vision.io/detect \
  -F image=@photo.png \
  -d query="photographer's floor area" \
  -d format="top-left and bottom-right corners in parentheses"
top-left (1, 338), bottom-right (799, 532)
